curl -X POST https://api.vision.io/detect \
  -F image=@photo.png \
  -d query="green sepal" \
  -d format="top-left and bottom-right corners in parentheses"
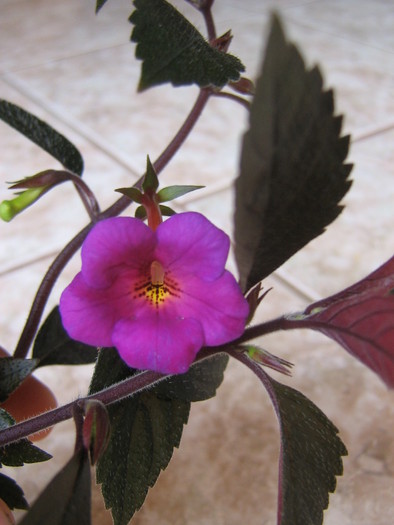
top-left (158, 204), bottom-right (176, 217)
top-left (135, 204), bottom-right (176, 220)
top-left (114, 187), bottom-right (143, 204)
top-left (134, 205), bottom-right (146, 220)
top-left (157, 185), bottom-right (204, 203)
top-left (142, 155), bottom-right (159, 193)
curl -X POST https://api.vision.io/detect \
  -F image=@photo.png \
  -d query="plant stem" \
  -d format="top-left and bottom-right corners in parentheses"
top-left (237, 316), bottom-right (295, 343)
top-left (201, 2), bottom-right (216, 41)
top-left (0, 369), bottom-right (164, 447)
top-left (212, 91), bottom-right (251, 110)
top-left (3, 314), bottom-right (296, 445)
top-left (3, 316), bottom-right (299, 446)
top-left (12, 89), bottom-right (212, 359)
top-left (0, 348), bottom-right (219, 447)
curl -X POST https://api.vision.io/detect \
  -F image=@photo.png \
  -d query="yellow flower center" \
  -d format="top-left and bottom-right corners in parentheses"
top-left (133, 261), bottom-right (180, 308)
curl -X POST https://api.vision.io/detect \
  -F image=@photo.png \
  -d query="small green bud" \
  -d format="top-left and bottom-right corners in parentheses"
top-left (0, 188), bottom-right (46, 222)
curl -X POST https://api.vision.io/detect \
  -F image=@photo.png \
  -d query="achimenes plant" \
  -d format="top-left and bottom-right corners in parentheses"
top-left (0, 1), bottom-right (393, 524)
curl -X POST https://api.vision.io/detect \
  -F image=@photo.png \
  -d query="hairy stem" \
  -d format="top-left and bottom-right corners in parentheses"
top-left (13, 88), bottom-right (212, 359)
top-left (0, 348), bottom-right (220, 447)
top-left (3, 314), bottom-right (297, 446)
top-left (0, 370), bottom-right (164, 447)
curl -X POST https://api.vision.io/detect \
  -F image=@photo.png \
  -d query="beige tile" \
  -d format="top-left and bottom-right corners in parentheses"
top-left (279, 128), bottom-right (394, 298)
top-left (0, 1), bottom-right (393, 524)
top-left (0, 82), bottom-right (139, 273)
top-left (284, 0), bottom-right (394, 53)
top-left (5, 50), bottom-right (247, 189)
top-left (282, 24), bottom-right (394, 137)
top-left (0, 0), bottom-right (132, 73)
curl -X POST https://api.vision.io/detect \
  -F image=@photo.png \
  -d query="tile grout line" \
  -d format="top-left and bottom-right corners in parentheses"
top-left (352, 122), bottom-right (394, 143)
top-left (2, 73), bottom-right (141, 179)
top-left (271, 268), bottom-right (321, 304)
top-left (0, 249), bottom-right (61, 278)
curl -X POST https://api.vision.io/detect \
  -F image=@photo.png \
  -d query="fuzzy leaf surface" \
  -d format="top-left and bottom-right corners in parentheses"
top-left (0, 472), bottom-right (28, 510)
top-left (0, 99), bottom-right (84, 175)
top-left (234, 15), bottom-right (352, 292)
top-left (130, 0), bottom-right (244, 91)
top-left (89, 348), bottom-right (227, 525)
top-left (19, 449), bottom-right (91, 525)
top-left (0, 358), bottom-right (38, 402)
top-left (255, 367), bottom-right (347, 525)
top-left (33, 307), bottom-right (98, 367)
top-left (291, 255), bottom-right (394, 388)
top-left (0, 409), bottom-right (52, 467)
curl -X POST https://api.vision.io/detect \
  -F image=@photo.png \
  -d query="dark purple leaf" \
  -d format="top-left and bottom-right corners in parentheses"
top-left (33, 307), bottom-right (98, 367)
top-left (19, 449), bottom-right (91, 525)
top-left (234, 15), bottom-right (352, 292)
top-left (130, 0), bottom-right (244, 91)
top-left (0, 472), bottom-right (28, 510)
top-left (0, 100), bottom-right (83, 175)
top-left (239, 355), bottom-right (346, 525)
top-left (291, 256), bottom-right (394, 388)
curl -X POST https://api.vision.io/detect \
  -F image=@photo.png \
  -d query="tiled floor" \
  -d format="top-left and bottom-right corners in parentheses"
top-left (1, 1), bottom-right (393, 524)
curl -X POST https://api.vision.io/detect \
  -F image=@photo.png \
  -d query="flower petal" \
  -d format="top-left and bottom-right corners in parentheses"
top-left (112, 315), bottom-right (205, 374)
top-left (59, 272), bottom-right (133, 347)
top-left (168, 271), bottom-right (249, 346)
top-left (81, 217), bottom-right (155, 288)
top-left (155, 212), bottom-right (229, 280)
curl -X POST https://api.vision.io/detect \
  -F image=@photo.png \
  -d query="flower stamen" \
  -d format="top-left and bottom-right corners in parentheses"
top-left (150, 261), bottom-right (165, 285)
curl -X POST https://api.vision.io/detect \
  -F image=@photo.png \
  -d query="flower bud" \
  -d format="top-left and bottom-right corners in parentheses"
top-left (0, 188), bottom-right (46, 222)
top-left (82, 400), bottom-right (110, 465)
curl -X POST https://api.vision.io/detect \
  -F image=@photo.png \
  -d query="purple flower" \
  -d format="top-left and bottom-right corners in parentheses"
top-left (60, 212), bottom-right (249, 374)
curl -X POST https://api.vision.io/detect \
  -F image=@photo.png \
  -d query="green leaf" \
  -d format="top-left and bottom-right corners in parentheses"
top-left (89, 348), bottom-right (227, 525)
top-left (0, 99), bottom-right (84, 175)
top-left (0, 358), bottom-right (38, 402)
top-left (18, 449), bottom-right (91, 525)
top-left (0, 472), bottom-right (29, 510)
top-left (234, 15), bottom-right (352, 292)
top-left (0, 409), bottom-right (52, 467)
top-left (130, 0), bottom-right (245, 91)
top-left (32, 307), bottom-right (98, 367)
top-left (157, 185), bottom-right (204, 203)
top-left (257, 369), bottom-right (347, 525)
